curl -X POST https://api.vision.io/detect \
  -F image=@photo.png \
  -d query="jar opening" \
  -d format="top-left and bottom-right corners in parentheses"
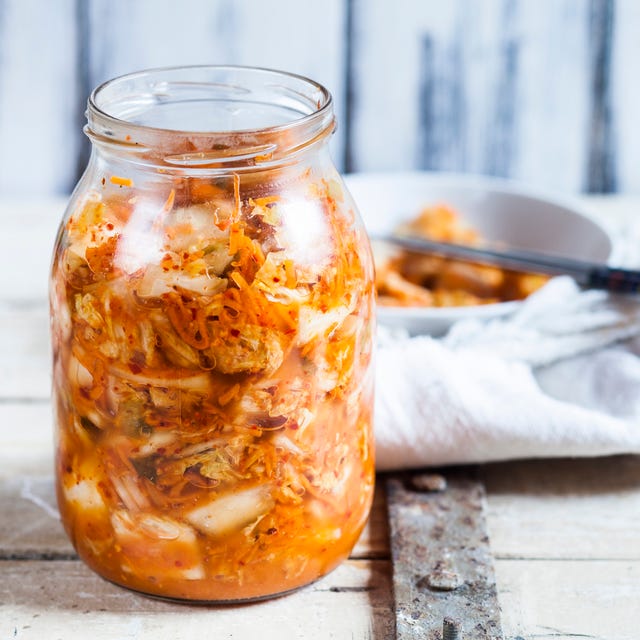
top-left (86, 66), bottom-right (335, 170)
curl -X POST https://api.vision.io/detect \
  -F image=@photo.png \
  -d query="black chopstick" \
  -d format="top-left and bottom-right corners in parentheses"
top-left (379, 234), bottom-right (640, 294)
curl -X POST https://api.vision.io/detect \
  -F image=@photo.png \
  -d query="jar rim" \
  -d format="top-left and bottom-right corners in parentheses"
top-left (86, 65), bottom-right (335, 170)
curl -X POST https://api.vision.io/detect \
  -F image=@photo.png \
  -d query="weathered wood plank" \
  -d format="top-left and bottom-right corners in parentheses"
top-left (482, 457), bottom-right (640, 561)
top-left (0, 307), bottom-right (50, 400)
top-left (495, 558), bottom-right (640, 640)
top-left (585, 0), bottom-right (616, 193)
top-left (4, 3), bottom-right (640, 194)
top-left (0, 1), bottom-right (78, 196)
top-left (4, 409), bottom-right (640, 639)
top-left (0, 403), bottom-right (53, 475)
top-left (349, 0), bottom-right (593, 192)
top-left (0, 2), bottom-right (347, 199)
top-left (0, 558), bottom-right (394, 640)
top-left (0, 198), bottom-right (66, 302)
top-left (5, 444), bottom-right (639, 567)
top-left (79, 0), bottom-right (348, 174)
top-left (611, 0), bottom-right (640, 194)
top-left (352, 486), bottom-right (390, 559)
top-left (0, 473), bottom-right (71, 559)
top-left (4, 549), bottom-right (639, 640)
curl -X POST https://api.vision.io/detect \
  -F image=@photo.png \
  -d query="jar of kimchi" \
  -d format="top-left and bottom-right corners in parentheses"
top-left (50, 66), bottom-right (375, 602)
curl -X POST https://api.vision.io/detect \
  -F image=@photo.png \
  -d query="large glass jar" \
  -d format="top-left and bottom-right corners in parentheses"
top-left (50, 66), bottom-right (375, 602)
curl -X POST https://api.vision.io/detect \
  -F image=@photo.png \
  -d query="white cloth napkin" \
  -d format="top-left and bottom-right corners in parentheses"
top-left (375, 276), bottom-right (640, 470)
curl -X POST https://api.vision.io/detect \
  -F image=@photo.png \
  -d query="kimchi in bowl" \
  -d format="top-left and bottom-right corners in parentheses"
top-left (345, 172), bottom-right (613, 335)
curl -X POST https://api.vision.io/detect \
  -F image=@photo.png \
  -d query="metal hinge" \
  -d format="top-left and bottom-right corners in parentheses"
top-left (386, 469), bottom-right (504, 639)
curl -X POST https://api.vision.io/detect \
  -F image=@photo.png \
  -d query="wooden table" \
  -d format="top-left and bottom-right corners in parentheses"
top-left (1, 197), bottom-right (639, 639)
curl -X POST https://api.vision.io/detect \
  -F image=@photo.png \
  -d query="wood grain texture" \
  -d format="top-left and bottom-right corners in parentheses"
top-left (3, 405), bottom-right (640, 639)
top-left (2, 2), bottom-right (640, 195)
top-left (0, 0), bottom-right (78, 195)
top-left (482, 457), bottom-right (640, 561)
top-left (0, 403), bottom-right (54, 475)
top-left (0, 559), bottom-right (395, 640)
top-left (73, 0), bottom-right (348, 175)
top-left (0, 197), bottom-right (66, 302)
top-left (610, 0), bottom-right (640, 194)
top-left (0, 473), bottom-right (71, 559)
top-left (585, 0), bottom-right (617, 193)
top-left (349, 0), bottom-right (597, 192)
top-left (0, 307), bottom-right (50, 400)
top-left (496, 559), bottom-right (640, 640)
top-left (352, 486), bottom-right (390, 559)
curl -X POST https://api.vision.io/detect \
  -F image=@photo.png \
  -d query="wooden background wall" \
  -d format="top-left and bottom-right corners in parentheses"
top-left (0, 0), bottom-right (638, 197)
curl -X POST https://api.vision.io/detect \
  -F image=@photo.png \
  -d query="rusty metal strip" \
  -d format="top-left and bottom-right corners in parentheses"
top-left (385, 470), bottom-right (504, 639)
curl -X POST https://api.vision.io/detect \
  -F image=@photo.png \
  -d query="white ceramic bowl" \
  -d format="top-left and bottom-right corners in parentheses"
top-left (344, 172), bottom-right (613, 335)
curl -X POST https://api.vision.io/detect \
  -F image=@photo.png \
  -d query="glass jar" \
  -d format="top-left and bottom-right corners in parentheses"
top-left (50, 66), bottom-right (375, 602)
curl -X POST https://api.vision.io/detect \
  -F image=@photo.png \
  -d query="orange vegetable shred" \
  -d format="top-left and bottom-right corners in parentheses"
top-left (109, 175), bottom-right (134, 187)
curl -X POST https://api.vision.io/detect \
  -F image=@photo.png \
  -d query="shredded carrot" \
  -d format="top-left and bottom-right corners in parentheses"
top-left (166, 298), bottom-right (210, 350)
top-left (110, 175), bottom-right (134, 187)
top-left (229, 270), bottom-right (249, 290)
top-left (148, 189), bottom-right (177, 234)
top-left (162, 189), bottom-right (176, 212)
top-left (232, 173), bottom-right (240, 220)
top-left (252, 195), bottom-right (280, 206)
top-left (283, 259), bottom-right (297, 288)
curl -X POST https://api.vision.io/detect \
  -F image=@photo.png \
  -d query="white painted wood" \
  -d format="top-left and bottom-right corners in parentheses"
top-left (496, 559), bottom-right (640, 640)
top-left (0, 0), bottom-right (78, 196)
top-left (352, 487), bottom-right (389, 558)
top-left (509, 0), bottom-right (591, 192)
top-left (0, 197), bottom-right (66, 301)
top-left (2, 2), bottom-right (640, 194)
top-left (350, 0), bottom-right (457, 173)
top-left (483, 457), bottom-right (640, 561)
top-left (611, 0), bottom-right (640, 195)
top-left (0, 472), bottom-right (70, 554)
top-left (83, 0), bottom-right (347, 169)
top-left (350, 0), bottom-right (592, 192)
top-left (0, 403), bottom-right (53, 476)
top-left (0, 307), bottom-right (50, 399)
top-left (4, 396), bottom-right (640, 637)
top-left (0, 559), bottom-right (395, 640)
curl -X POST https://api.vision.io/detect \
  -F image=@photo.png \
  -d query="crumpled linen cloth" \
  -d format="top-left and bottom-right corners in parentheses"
top-left (375, 276), bottom-right (640, 470)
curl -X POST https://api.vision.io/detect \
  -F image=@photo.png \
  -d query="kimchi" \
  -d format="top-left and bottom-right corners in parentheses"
top-left (51, 161), bottom-right (375, 600)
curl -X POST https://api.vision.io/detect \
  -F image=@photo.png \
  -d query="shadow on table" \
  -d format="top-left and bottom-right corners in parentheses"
top-left (480, 454), bottom-right (640, 497)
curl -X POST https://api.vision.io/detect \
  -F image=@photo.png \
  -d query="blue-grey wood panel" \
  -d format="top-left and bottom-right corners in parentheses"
top-left (348, 0), bottom-right (636, 194)
top-left (0, 0), bottom-right (638, 197)
top-left (611, 0), bottom-right (640, 193)
top-left (0, 0), bottom-right (78, 195)
top-left (76, 0), bottom-right (348, 182)
top-left (0, 0), bottom-right (347, 197)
